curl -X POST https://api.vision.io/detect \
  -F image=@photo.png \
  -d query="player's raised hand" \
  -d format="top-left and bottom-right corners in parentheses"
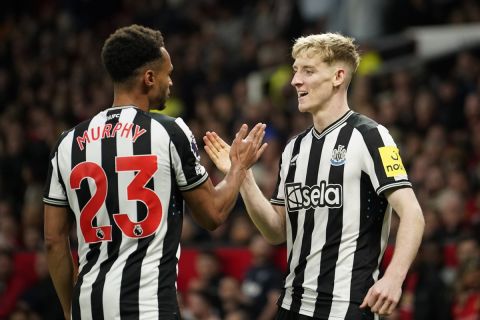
top-left (203, 131), bottom-right (231, 174)
top-left (230, 123), bottom-right (268, 170)
top-left (204, 123), bottom-right (267, 174)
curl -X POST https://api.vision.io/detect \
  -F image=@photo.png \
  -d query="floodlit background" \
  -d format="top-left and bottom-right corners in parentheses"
top-left (1, 0), bottom-right (480, 319)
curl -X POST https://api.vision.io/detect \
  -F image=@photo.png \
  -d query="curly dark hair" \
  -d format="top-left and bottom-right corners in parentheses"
top-left (101, 24), bottom-right (165, 83)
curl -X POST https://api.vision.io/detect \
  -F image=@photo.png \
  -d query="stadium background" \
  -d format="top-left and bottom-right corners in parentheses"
top-left (1, 0), bottom-right (480, 319)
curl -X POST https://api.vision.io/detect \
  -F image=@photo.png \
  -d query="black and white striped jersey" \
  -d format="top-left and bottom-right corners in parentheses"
top-left (271, 110), bottom-right (412, 320)
top-left (43, 106), bottom-right (207, 320)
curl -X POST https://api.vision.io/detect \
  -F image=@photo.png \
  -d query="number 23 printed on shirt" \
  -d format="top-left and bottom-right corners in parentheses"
top-left (69, 155), bottom-right (162, 243)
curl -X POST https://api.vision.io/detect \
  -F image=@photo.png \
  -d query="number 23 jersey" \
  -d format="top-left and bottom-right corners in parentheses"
top-left (43, 106), bottom-right (207, 319)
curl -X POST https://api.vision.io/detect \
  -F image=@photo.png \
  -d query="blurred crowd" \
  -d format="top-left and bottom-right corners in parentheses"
top-left (1, 0), bottom-right (480, 319)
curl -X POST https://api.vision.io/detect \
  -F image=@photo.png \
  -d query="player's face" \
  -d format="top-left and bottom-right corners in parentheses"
top-left (149, 47), bottom-right (173, 110)
top-left (291, 51), bottom-right (336, 114)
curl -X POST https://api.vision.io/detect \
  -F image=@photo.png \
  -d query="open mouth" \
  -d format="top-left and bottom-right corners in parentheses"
top-left (298, 91), bottom-right (308, 98)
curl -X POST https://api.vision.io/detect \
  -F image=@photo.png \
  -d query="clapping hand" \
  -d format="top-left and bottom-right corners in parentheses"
top-left (204, 123), bottom-right (267, 174)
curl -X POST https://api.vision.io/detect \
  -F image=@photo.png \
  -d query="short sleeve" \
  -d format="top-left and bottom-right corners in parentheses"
top-left (362, 125), bottom-right (412, 195)
top-left (43, 134), bottom-right (69, 207)
top-left (170, 118), bottom-right (208, 191)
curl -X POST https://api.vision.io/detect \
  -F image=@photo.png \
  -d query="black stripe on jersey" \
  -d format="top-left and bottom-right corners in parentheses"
top-left (120, 112), bottom-right (154, 319)
top-left (314, 124), bottom-right (354, 319)
top-left (90, 109), bottom-right (122, 320)
top-left (157, 163), bottom-right (183, 318)
top-left (277, 129), bottom-right (311, 308)
top-left (344, 172), bottom-right (385, 320)
top-left (150, 113), bottom-right (205, 190)
top-left (289, 136), bottom-right (324, 314)
top-left (70, 119), bottom-right (102, 320)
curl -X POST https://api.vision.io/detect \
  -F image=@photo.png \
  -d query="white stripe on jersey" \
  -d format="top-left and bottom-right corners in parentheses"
top-left (136, 118), bottom-right (174, 319)
top-left (329, 129), bottom-right (363, 319)
top-left (102, 109), bottom-right (136, 320)
top-left (307, 127), bottom-right (344, 316)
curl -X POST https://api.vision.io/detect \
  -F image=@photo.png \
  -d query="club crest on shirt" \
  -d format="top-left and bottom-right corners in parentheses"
top-left (378, 146), bottom-right (407, 177)
top-left (331, 145), bottom-right (346, 166)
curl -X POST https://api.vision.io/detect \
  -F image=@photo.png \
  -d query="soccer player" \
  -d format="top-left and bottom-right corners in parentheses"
top-left (43, 25), bottom-right (266, 320)
top-left (203, 33), bottom-right (425, 320)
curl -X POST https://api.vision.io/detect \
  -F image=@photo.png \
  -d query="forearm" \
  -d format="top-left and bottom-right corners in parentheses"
top-left (46, 238), bottom-right (75, 318)
top-left (240, 170), bottom-right (286, 244)
top-left (212, 164), bottom-right (247, 223)
top-left (384, 207), bottom-right (424, 282)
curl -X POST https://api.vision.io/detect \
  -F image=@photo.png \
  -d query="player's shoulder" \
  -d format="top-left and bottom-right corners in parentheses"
top-left (289, 126), bottom-right (312, 144)
top-left (60, 118), bottom-right (91, 142)
top-left (283, 126), bottom-right (312, 152)
top-left (148, 111), bottom-right (176, 125)
top-left (346, 111), bottom-right (381, 134)
top-left (148, 111), bottom-right (191, 139)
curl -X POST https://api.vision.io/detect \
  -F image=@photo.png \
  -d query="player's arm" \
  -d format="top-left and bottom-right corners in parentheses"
top-left (360, 187), bottom-right (424, 316)
top-left (184, 123), bottom-right (267, 231)
top-left (203, 131), bottom-right (286, 244)
top-left (240, 170), bottom-right (286, 244)
top-left (44, 204), bottom-right (76, 319)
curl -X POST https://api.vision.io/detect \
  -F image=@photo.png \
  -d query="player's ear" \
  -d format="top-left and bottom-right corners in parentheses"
top-left (143, 69), bottom-right (155, 87)
top-left (333, 67), bottom-right (346, 87)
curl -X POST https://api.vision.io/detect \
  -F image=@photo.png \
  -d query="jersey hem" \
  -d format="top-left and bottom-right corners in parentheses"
top-left (270, 198), bottom-right (285, 206)
top-left (178, 173), bottom-right (209, 191)
top-left (376, 180), bottom-right (412, 195)
top-left (279, 302), bottom-right (351, 319)
top-left (43, 197), bottom-right (69, 207)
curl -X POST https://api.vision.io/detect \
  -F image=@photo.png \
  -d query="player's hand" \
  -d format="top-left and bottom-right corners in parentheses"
top-left (359, 276), bottom-right (402, 316)
top-left (203, 131), bottom-right (232, 174)
top-left (230, 123), bottom-right (268, 170)
top-left (204, 123), bottom-right (267, 173)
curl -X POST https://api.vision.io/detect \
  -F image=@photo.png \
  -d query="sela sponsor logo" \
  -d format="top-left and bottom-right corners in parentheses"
top-left (331, 145), bottom-right (346, 166)
top-left (285, 181), bottom-right (343, 211)
top-left (378, 146), bottom-right (406, 177)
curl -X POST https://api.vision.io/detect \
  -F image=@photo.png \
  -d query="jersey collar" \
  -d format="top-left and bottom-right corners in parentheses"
top-left (108, 105), bottom-right (140, 111)
top-left (311, 110), bottom-right (354, 140)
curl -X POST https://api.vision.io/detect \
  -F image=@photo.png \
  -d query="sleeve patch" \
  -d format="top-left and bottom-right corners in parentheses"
top-left (378, 146), bottom-right (406, 177)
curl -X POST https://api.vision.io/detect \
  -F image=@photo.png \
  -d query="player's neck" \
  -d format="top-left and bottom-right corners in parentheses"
top-left (311, 93), bottom-right (349, 133)
top-left (112, 87), bottom-right (149, 112)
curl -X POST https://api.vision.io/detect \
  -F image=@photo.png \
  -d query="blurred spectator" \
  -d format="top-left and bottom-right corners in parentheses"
top-left (0, 249), bottom-right (29, 318)
top-left (242, 235), bottom-right (282, 320)
top-left (223, 308), bottom-right (250, 320)
top-left (228, 214), bottom-right (256, 246)
top-left (217, 276), bottom-right (247, 318)
top-left (17, 250), bottom-right (63, 320)
top-left (456, 233), bottom-right (480, 266)
top-left (189, 250), bottom-right (224, 307)
top-left (452, 257), bottom-right (480, 319)
top-left (7, 306), bottom-right (31, 320)
top-left (398, 240), bottom-right (451, 320)
top-left (183, 289), bottom-right (220, 320)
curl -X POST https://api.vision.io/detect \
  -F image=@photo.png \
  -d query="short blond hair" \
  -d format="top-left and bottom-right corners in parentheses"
top-left (292, 33), bottom-right (360, 72)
